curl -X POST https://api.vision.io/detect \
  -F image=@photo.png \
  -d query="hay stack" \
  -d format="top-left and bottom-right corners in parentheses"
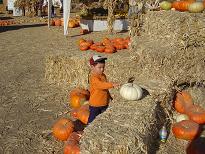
top-left (133, 11), bottom-right (205, 49)
top-left (80, 95), bottom-right (169, 154)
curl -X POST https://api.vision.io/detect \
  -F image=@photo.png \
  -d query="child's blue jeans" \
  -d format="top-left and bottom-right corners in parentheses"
top-left (88, 105), bottom-right (108, 124)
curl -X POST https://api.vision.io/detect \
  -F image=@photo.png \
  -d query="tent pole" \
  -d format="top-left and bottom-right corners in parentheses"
top-left (63, 0), bottom-right (71, 35)
top-left (48, 0), bottom-right (52, 28)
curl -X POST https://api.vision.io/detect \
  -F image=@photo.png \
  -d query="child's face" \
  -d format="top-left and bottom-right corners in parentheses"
top-left (91, 63), bottom-right (105, 75)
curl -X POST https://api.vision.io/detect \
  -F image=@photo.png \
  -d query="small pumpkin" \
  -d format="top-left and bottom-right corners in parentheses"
top-left (70, 88), bottom-right (90, 108)
top-left (74, 104), bottom-right (90, 124)
top-left (102, 38), bottom-right (111, 45)
top-left (186, 105), bottom-right (205, 124)
top-left (68, 20), bottom-right (76, 28)
top-left (173, 92), bottom-right (193, 114)
top-left (54, 19), bottom-right (61, 26)
top-left (180, 91), bottom-right (193, 104)
top-left (52, 118), bottom-right (74, 141)
top-left (172, 1), bottom-right (192, 11)
top-left (95, 46), bottom-right (105, 53)
top-left (120, 83), bottom-right (143, 101)
top-left (172, 120), bottom-right (201, 140)
top-left (77, 39), bottom-right (86, 46)
top-left (188, 2), bottom-right (204, 13)
top-left (104, 46), bottom-right (116, 54)
top-left (64, 140), bottom-right (80, 154)
top-left (80, 45), bottom-right (89, 51)
top-left (114, 43), bottom-right (125, 50)
top-left (176, 114), bottom-right (189, 122)
top-left (50, 19), bottom-right (55, 26)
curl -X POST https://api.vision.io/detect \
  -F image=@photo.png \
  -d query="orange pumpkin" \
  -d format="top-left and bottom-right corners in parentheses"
top-left (90, 44), bottom-right (97, 50)
top-left (77, 39), bottom-right (86, 46)
top-left (102, 38), bottom-right (111, 45)
top-left (173, 92), bottom-right (193, 113)
top-left (70, 88), bottom-right (90, 108)
top-left (104, 46), bottom-right (116, 54)
top-left (114, 43), bottom-right (125, 50)
top-left (172, 120), bottom-right (201, 140)
top-left (172, 1), bottom-right (193, 11)
top-left (186, 105), bottom-right (205, 124)
top-left (50, 19), bottom-right (55, 26)
top-left (95, 46), bottom-right (105, 53)
top-left (80, 45), bottom-right (89, 51)
top-left (74, 104), bottom-right (90, 124)
top-left (52, 118), bottom-right (74, 141)
top-left (54, 19), bottom-right (61, 26)
top-left (180, 91), bottom-right (193, 104)
top-left (64, 140), bottom-right (80, 154)
top-left (68, 20), bottom-right (76, 28)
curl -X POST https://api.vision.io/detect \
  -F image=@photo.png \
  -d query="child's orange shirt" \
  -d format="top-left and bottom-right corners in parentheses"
top-left (89, 72), bottom-right (113, 107)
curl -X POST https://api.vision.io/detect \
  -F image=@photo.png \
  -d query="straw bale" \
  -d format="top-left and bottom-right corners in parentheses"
top-left (131, 11), bottom-right (205, 49)
top-left (80, 95), bottom-right (168, 154)
top-left (131, 37), bottom-right (205, 86)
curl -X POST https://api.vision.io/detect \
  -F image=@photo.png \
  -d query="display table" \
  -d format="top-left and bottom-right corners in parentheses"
top-left (80, 18), bottom-right (128, 31)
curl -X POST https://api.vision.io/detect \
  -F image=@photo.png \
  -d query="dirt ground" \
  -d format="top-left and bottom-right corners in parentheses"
top-left (0, 15), bottom-right (128, 154)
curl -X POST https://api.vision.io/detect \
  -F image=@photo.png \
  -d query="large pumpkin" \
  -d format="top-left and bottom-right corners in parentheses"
top-left (120, 83), bottom-right (143, 101)
top-left (69, 88), bottom-right (90, 109)
top-left (186, 105), bottom-right (205, 124)
top-left (52, 118), bottom-right (74, 141)
top-left (172, 120), bottom-right (201, 140)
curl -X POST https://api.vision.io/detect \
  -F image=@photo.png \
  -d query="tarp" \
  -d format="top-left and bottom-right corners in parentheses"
top-left (63, 0), bottom-right (71, 35)
top-left (47, 0), bottom-right (71, 35)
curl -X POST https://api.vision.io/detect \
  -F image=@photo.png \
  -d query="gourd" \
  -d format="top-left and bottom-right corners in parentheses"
top-left (120, 79), bottom-right (143, 101)
top-left (52, 118), bottom-right (74, 141)
top-left (188, 2), bottom-right (204, 13)
top-left (172, 120), bottom-right (201, 140)
top-left (176, 114), bottom-right (189, 122)
top-left (160, 1), bottom-right (172, 10)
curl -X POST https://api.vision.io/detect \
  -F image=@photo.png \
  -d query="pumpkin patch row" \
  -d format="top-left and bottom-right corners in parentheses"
top-left (78, 37), bottom-right (130, 54)
top-left (0, 20), bottom-right (15, 26)
top-left (160, 1), bottom-right (205, 13)
top-left (172, 91), bottom-right (205, 141)
top-left (51, 18), bottom-right (80, 28)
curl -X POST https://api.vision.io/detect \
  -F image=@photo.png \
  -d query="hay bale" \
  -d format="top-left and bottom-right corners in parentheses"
top-left (130, 11), bottom-right (205, 49)
top-left (131, 38), bottom-right (205, 85)
top-left (80, 95), bottom-right (168, 154)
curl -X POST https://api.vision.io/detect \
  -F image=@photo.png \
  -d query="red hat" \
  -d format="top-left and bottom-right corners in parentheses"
top-left (89, 55), bottom-right (107, 65)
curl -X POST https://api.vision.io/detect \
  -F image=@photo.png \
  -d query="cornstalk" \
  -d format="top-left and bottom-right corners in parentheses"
top-left (104, 0), bottom-right (118, 34)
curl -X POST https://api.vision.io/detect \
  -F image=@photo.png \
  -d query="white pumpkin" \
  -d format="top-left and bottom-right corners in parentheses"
top-left (120, 83), bottom-right (143, 101)
top-left (176, 114), bottom-right (189, 122)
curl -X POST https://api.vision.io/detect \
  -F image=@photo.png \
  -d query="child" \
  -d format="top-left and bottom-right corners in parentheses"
top-left (88, 55), bottom-right (119, 124)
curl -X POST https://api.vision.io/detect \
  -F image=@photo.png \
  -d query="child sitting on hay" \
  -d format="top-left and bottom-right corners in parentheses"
top-left (88, 55), bottom-right (120, 124)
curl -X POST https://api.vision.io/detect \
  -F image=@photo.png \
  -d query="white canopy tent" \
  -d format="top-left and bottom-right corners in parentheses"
top-left (47, 0), bottom-right (71, 35)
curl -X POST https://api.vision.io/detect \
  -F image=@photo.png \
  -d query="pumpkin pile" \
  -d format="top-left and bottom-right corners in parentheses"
top-left (0, 20), bottom-right (16, 26)
top-left (69, 88), bottom-right (90, 125)
top-left (172, 90), bottom-right (205, 153)
top-left (160, 0), bottom-right (205, 13)
top-left (51, 18), bottom-right (80, 28)
top-left (78, 37), bottom-right (130, 54)
top-left (51, 88), bottom-right (90, 154)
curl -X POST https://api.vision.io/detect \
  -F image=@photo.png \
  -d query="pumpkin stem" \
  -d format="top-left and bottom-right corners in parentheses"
top-left (128, 77), bottom-right (135, 84)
